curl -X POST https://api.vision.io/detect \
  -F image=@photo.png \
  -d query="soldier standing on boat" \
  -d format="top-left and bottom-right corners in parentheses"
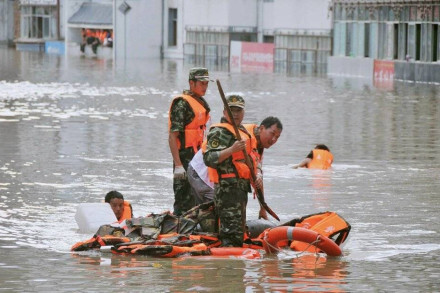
top-left (168, 68), bottom-right (211, 216)
top-left (188, 116), bottom-right (283, 220)
top-left (203, 95), bottom-right (256, 247)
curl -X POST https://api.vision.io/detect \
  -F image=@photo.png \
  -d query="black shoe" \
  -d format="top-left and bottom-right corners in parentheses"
top-left (80, 44), bottom-right (85, 53)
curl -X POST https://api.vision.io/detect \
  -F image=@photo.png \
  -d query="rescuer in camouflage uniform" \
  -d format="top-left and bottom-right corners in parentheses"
top-left (203, 95), bottom-right (252, 247)
top-left (168, 68), bottom-right (211, 216)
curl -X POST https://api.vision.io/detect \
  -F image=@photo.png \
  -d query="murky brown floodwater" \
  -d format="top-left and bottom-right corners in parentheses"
top-left (1, 47), bottom-right (439, 292)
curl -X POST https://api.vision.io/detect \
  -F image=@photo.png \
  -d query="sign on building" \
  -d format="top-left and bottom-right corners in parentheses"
top-left (373, 60), bottom-right (394, 90)
top-left (230, 41), bottom-right (274, 73)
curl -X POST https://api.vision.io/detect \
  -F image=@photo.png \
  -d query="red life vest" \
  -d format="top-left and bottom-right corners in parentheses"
top-left (168, 94), bottom-right (210, 153)
top-left (205, 123), bottom-right (257, 183)
top-left (308, 149), bottom-right (333, 170)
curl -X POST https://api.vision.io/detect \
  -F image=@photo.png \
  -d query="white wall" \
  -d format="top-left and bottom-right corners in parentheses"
top-left (271, 0), bottom-right (331, 30)
top-left (116, 0), bottom-right (331, 60)
top-left (183, 0), bottom-right (257, 28)
top-left (328, 56), bottom-right (374, 78)
top-left (114, 0), bottom-right (162, 59)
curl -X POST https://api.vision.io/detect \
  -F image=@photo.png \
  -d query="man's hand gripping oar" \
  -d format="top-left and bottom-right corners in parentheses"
top-left (216, 80), bottom-right (280, 221)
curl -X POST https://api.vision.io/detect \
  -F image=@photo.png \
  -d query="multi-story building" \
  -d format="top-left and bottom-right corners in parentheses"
top-left (3, 0), bottom-right (333, 74)
top-left (329, 0), bottom-right (440, 83)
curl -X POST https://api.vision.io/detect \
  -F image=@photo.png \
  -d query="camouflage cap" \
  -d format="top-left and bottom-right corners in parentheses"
top-left (226, 95), bottom-right (245, 109)
top-left (189, 67), bottom-right (212, 81)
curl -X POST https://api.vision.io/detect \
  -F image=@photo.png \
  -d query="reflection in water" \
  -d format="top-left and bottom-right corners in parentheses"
top-left (259, 254), bottom-right (348, 292)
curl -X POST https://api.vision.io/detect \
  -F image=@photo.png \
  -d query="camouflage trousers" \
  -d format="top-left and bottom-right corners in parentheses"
top-left (173, 176), bottom-right (195, 217)
top-left (214, 182), bottom-right (248, 247)
top-left (173, 152), bottom-right (195, 216)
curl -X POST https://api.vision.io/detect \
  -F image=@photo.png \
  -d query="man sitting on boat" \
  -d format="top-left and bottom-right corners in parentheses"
top-left (105, 190), bottom-right (133, 222)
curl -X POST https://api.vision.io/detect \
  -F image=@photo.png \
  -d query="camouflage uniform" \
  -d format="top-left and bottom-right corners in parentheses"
top-left (169, 68), bottom-right (211, 216)
top-left (203, 116), bottom-right (252, 247)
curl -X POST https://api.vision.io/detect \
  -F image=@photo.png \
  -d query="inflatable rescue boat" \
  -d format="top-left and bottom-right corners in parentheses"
top-left (72, 202), bottom-right (350, 259)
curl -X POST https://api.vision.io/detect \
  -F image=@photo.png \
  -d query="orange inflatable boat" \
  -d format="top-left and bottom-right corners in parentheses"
top-left (72, 204), bottom-right (350, 259)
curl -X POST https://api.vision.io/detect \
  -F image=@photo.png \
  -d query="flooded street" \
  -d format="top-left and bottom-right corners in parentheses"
top-left (1, 47), bottom-right (439, 292)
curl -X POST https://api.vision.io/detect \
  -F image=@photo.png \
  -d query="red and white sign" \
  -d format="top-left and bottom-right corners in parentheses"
top-left (230, 41), bottom-right (274, 73)
top-left (373, 60), bottom-right (394, 90)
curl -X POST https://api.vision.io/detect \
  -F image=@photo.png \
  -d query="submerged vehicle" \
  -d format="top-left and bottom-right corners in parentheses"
top-left (72, 202), bottom-right (351, 259)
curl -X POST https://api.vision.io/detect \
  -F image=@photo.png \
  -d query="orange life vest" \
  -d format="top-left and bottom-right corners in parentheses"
top-left (205, 123), bottom-right (257, 183)
top-left (307, 149), bottom-right (333, 170)
top-left (243, 123), bottom-right (263, 161)
top-left (85, 29), bottom-right (94, 38)
top-left (118, 201), bottom-right (133, 222)
top-left (168, 94), bottom-right (210, 153)
top-left (96, 30), bottom-right (106, 43)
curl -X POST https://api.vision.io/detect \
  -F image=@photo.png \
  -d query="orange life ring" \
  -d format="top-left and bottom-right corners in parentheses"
top-left (262, 226), bottom-right (342, 256)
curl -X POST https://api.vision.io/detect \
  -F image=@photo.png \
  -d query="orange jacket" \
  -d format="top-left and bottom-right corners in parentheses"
top-left (205, 123), bottom-right (257, 183)
top-left (118, 201), bottom-right (133, 222)
top-left (168, 94), bottom-right (210, 153)
top-left (85, 29), bottom-right (94, 38)
top-left (308, 149), bottom-right (333, 170)
top-left (243, 124), bottom-right (262, 161)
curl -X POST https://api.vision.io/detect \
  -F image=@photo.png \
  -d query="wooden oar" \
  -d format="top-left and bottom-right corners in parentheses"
top-left (216, 79), bottom-right (280, 221)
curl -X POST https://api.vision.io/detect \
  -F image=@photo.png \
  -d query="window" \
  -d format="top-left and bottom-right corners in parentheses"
top-left (168, 8), bottom-right (177, 47)
top-left (433, 24), bottom-right (438, 61)
top-left (393, 24), bottom-right (398, 59)
top-left (263, 36), bottom-right (274, 43)
top-left (21, 6), bottom-right (56, 39)
top-left (345, 22), bottom-right (353, 56)
top-left (364, 23), bottom-right (370, 57)
top-left (416, 24), bottom-right (421, 61)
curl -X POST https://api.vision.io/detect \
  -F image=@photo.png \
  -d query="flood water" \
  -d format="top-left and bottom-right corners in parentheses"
top-left (1, 47), bottom-right (439, 292)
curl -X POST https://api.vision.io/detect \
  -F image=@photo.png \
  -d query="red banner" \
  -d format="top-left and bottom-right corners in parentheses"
top-left (230, 41), bottom-right (274, 73)
top-left (373, 60), bottom-right (394, 90)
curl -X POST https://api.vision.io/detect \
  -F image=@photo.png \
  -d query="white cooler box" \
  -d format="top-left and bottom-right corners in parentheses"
top-left (75, 203), bottom-right (117, 234)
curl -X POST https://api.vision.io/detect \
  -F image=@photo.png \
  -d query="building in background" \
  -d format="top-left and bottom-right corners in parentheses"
top-left (0, 0), bottom-right (15, 46)
top-left (66, 0), bottom-right (113, 57)
top-left (329, 0), bottom-right (440, 83)
top-left (112, 0), bottom-right (162, 59)
top-left (175, 0), bottom-right (332, 74)
top-left (14, 0), bottom-right (64, 52)
top-left (2, 0), bottom-right (333, 74)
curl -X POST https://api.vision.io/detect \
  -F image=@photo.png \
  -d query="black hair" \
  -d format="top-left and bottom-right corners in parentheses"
top-left (260, 116), bottom-right (283, 130)
top-left (105, 190), bottom-right (124, 203)
top-left (315, 144), bottom-right (330, 151)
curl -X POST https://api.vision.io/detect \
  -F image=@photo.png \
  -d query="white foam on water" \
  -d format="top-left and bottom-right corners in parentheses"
top-left (0, 80), bottom-right (167, 101)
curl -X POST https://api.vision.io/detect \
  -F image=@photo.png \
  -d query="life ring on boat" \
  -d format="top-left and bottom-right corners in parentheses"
top-left (262, 226), bottom-right (342, 256)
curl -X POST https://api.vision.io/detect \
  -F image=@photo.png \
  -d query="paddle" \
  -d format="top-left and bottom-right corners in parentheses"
top-left (216, 79), bottom-right (280, 221)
